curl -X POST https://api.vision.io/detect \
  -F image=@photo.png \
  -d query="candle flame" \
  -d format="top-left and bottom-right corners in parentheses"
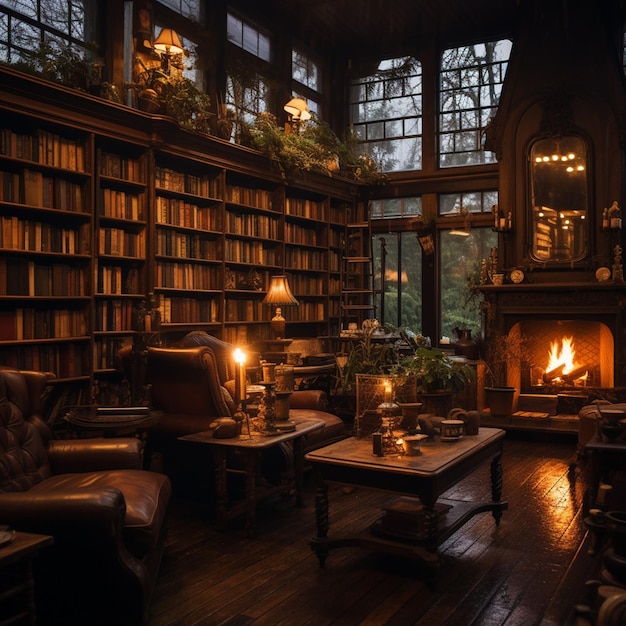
top-left (233, 348), bottom-right (246, 365)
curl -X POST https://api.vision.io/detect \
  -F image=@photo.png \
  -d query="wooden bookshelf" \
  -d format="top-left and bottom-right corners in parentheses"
top-left (0, 66), bottom-right (362, 411)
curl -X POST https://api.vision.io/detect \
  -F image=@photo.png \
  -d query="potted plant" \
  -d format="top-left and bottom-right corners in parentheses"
top-left (399, 347), bottom-right (475, 416)
top-left (482, 332), bottom-right (527, 416)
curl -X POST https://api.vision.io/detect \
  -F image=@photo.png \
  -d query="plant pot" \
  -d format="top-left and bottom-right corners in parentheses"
top-left (419, 391), bottom-right (453, 418)
top-left (485, 386), bottom-right (518, 416)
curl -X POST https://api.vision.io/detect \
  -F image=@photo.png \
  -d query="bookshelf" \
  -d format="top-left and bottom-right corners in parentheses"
top-left (153, 153), bottom-right (224, 334)
top-left (93, 138), bottom-right (149, 380)
top-left (0, 66), bottom-right (362, 414)
top-left (0, 112), bottom-right (92, 386)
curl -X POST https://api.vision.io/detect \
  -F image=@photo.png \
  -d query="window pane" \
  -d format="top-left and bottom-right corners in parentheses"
top-left (351, 56), bottom-right (422, 173)
top-left (439, 39), bottom-right (512, 168)
top-left (373, 233), bottom-right (423, 331)
top-left (439, 227), bottom-right (497, 340)
top-left (228, 12), bottom-right (271, 62)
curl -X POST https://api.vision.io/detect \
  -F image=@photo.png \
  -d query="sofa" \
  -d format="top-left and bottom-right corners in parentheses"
top-left (0, 367), bottom-right (172, 626)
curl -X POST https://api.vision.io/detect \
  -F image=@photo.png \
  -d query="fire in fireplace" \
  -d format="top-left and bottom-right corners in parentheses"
top-left (508, 320), bottom-right (614, 393)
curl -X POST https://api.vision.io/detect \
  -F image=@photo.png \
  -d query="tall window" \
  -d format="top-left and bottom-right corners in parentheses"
top-left (291, 47), bottom-right (321, 116)
top-left (0, 0), bottom-right (100, 64)
top-left (438, 191), bottom-right (498, 340)
top-left (226, 11), bottom-right (272, 135)
top-left (439, 39), bottom-right (511, 167)
top-left (351, 56), bottom-right (422, 173)
top-left (372, 232), bottom-right (423, 331)
top-left (227, 12), bottom-right (270, 62)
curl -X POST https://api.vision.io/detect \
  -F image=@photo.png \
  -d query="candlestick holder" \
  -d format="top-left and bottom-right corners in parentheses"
top-left (256, 381), bottom-right (278, 434)
top-left (377, 399), bottom-right (402, 454)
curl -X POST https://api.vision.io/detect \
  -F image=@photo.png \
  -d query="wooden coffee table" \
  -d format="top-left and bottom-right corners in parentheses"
top-left (180, 417), bottom-right (324, 536)
top-left (304, 427), bottom-right (507, 585)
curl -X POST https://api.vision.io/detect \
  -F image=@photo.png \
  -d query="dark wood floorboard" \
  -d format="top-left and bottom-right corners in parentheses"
top-left (148, 435), bottom-right (596, 626)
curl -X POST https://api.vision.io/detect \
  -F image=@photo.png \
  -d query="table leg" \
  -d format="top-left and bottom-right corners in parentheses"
top-left (244, 450), bottom-right (259, 538)
top-left (490, 451), bottom-right (504, 525)
top-left (311, 469), bottom-right (329, 567)
top-left (213, 448), bottom-right (228, 531)
top-left (293, 435), bottom-right (305, 508)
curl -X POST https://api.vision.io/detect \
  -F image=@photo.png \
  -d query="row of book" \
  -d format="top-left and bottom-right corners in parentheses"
top-left (0, 259), bottom-right (86, 296)
top-left (155, 229), bottom-right (219, 260)
top-left (0, 343), bottom-right (88, 378)
top-left (0, 216), bottom-right (87, 255)
top-left (285, 196), bottom-right (327, 220)
top-left (285, 222), bottom-right (325, 247)
top-left (225, 184), bottom-right (274, 210)
top-left (93, 336), bottom-right (133, 371)
top-left (155, 196), bottom-right (221, 230)
top-left (225, 211), bottom-right (279, 238)
top-left (289, 301), bottom-right (327, 322)
top-left (96, 265), bottom-right (141, 295)
top-left (0, 308), bottom-right (87, 341)
top-left (285, 247), bottom-right (328, 271)
top-left (224, 239), bottom-right (276, 265)
top-left (100, 188), bottom-right (144, 221)
top-left (224, 299), bottom-right (267, 322)
top-left (1, 169), bottom-right (85, 211)
top-left (155, 166), bottom-right (218, 198)
top-left (98, 227), bottom-right (146, 257)
top-left (94, 299), bottom-right (137, 331)
top-left (157, 296), bottom-right (219, 324)
top-left (0, 128), bottom-right (87, 171)
top-left (100, 151), bottom-right (144, 183)
top-left (156, 261), bottom-right (221, 290)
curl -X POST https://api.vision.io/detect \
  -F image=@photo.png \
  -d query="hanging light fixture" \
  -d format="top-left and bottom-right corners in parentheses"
top-left (262, 276), bottom-right (299, 339)
top-left (153, 28), bottom-right (184, 74)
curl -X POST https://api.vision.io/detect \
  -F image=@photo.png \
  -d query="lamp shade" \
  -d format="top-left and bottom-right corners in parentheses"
top-left (262, 276), bottom-right (299, 306)
top-left (283, 98), bottom-right (311, 121)
top-left (154, 28), bottom-right (184, 55)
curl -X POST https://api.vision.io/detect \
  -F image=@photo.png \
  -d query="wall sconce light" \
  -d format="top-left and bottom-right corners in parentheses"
top-left (262, 275), bottom-right (299, 339)
top-left (153, 28), bottom-right (184, 74)
top-left (284, 98), bottom-right (311, 133)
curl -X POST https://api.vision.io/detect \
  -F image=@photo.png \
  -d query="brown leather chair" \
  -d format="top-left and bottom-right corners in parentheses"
top-left (116, 344), bottom-right (346, 494)
top-left (0, 368), bottom-right (172, 626)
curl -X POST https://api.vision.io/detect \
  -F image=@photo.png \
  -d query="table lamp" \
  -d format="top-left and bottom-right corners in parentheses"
top-left (263, 275), bottom-right (299, 339)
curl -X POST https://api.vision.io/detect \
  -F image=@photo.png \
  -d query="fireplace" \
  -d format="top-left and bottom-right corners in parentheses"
top-left (480, 283), bottom-right (626, 410)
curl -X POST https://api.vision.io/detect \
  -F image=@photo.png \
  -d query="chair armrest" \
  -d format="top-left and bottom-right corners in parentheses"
top-left (48, 438), bottom-right (143, 473)
top-left (290, 389), bottom-right (330, 411)
top-left (0, 488), bottom-right (125, 536)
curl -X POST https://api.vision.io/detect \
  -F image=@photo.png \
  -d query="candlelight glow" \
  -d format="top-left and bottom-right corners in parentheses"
top-left (233, 348), bottom-right (246, 365)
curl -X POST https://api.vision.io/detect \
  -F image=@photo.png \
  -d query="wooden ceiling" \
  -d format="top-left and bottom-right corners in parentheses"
top-left (232, 0), bottom-right (521, 58)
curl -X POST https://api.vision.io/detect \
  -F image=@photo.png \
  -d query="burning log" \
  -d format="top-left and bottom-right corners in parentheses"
top-left (543, 364), bottom-right (565, 383)
top-left (562, 365), bottom-right (589, 383)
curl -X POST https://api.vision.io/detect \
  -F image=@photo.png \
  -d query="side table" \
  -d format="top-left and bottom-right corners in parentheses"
top-left (0, 531), bottom-right (53, 626)
top-left (179, 417), bottom-right (324, 537)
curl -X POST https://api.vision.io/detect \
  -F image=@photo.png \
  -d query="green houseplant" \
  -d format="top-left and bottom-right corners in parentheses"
top-left (398, 346), bottom-right (476, 416)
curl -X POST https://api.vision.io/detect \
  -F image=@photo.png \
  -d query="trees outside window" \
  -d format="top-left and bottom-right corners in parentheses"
top-left (350, 56), bottom-right (422, 173)
top-left (439, 39), bottom-right (512, 167)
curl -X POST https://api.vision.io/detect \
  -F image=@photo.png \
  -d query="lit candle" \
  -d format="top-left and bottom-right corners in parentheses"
top-left (233, 348), bottom-right (247, 405)
top-left (384, 380), bottom-right (392, 404)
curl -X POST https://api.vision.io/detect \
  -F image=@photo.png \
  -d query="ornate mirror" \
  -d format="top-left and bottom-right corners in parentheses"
top-left (529, 135), bottom-right (588, 262)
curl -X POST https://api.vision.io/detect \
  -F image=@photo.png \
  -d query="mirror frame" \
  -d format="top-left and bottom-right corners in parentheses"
top-left (528, 134), bottom-right (589, 264)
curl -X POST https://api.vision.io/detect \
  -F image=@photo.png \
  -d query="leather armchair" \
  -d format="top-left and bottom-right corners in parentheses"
top-left (0, 368), bottom-right (172, 626)
top-left (116, 343), bottom-right (345, 492)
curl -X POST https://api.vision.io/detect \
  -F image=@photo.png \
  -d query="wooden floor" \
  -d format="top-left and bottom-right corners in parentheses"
top-left (148, 433), bottom-right (596, 626)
